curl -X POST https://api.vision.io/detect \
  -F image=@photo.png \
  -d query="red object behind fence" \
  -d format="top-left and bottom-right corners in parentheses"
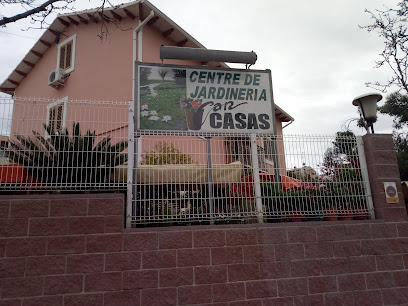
top-left (231, 173), bottom-right (307, 198)
top-left (0, 164), bottom-right (30, 183)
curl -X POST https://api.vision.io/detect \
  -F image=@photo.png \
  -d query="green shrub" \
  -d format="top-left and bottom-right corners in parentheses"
top-left (8, 122), bottom-right (128, 188)
top-left (142, 142), bottom-right (194, 165)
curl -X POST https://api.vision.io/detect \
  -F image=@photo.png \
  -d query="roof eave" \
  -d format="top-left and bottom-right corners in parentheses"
top-left (275, 104), bottom-right (294, 122)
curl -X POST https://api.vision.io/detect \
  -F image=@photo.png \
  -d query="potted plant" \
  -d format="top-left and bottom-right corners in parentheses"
top-left (354, 202), bottom-right (368, 220)
top-left (285, 189), bottom-right (305, 222)
top-left (261, 182), bottom-right (287, 223)
top-left (180, 97), bottom-right (204, 130)
top-left (325, 204), bottom-right (338, 221)
top-left (8, 122), bottom-right (128, 189)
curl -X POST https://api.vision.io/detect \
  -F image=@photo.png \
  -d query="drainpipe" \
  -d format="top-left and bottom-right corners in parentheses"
top-left (127, 8), bottom-right (155, 228)
top-left (132, 9), bottom-right (155, 91)
top-left (132, 8), bottom-right (155, 161)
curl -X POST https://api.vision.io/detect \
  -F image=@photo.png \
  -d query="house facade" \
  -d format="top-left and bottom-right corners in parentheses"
top-left (1, 0), bottom-right (293, 172)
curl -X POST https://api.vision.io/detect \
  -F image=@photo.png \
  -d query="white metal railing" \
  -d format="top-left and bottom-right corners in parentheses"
top-left (128, 131), bottom-right (373, 226)
top-left (0, 97), bottom-right (373, 225)
top-left (0, 97), bottom-right (129, 191)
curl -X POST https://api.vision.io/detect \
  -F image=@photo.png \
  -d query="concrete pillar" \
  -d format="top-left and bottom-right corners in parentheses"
top-left (363, 134), bottom-right (408, 221)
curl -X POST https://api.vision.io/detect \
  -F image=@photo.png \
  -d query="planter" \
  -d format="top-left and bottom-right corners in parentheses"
top-left (354, 206), bottom-right (368, 220)
top-left (288, 209), bottom-right (303, 222)
top-left (185, 108), bottom-right (204, 130)
top-left (325, 207), bottom-right (338, 221)
top-left (338, 207), bottom-right (353, 220)
top-left (0, 164), bottom-right (30, 183)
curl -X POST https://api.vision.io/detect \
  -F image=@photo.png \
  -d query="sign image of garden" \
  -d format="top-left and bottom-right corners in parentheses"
top-left (139, 66), bottom-right (195, 131)
top-left (138, 64), bottom-right (275, 133)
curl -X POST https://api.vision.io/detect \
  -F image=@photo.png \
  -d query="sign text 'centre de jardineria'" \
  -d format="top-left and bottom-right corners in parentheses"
top-left (137, 63), bottom-right (275, 133)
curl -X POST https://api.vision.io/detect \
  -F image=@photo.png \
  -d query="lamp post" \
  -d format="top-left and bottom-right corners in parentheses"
top-left (352, 93), bottom-right (383, 133)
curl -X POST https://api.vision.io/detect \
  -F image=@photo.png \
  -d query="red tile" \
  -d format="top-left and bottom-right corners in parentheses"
top-left (159, 267), bottom-right (193, 287)
top-left (245, 280), bottom-right (277, 299)
top-left (25, 255), bottom-right (65, 276)
top-left (123, 270), bottom-right (158, 290)
top-left (85, 272), bottom-right (122, 292)
top-left (177, 285), bottom-right (212, 305)
top-left (212, 283), bottom-right (245, 303)
top-left (44, 274), bottom-right (83, 295)
top-left (194, 265), bottom-right (227, 284)
top-left (66, 254), bottom-right (104, 273)
top-left (105, 252), bottom-right (141, 271)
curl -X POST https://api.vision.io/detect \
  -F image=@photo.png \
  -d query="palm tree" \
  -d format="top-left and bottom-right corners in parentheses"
top-left (8, 122), bottom-right (128, 189)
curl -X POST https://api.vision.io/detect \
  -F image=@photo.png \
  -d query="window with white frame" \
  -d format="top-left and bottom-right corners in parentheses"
top-left (47, 98), bottom-right (67, 132)
top-left (57, 34), bottom-right (77, 73)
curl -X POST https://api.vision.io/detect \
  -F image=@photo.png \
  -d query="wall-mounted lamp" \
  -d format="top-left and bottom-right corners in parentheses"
top-left (352, 93), bottom-right (382, 133)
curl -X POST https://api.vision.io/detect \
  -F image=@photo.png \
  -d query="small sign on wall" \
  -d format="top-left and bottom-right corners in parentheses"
top-left (384, 182), bottom-right (399, 204)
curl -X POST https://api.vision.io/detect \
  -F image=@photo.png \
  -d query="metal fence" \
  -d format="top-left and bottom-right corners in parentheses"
top-left (0, 97), bottom-right (373, 225)
top-left (128, 131), bottom-right (373, 226)
top-left (0, 97), bottom-right (129, 191)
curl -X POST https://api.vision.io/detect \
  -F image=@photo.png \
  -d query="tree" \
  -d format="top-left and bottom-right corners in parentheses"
top-left (139, 67), bottom-right (151, 86)
top-left (394, 132), bottom-right (408, 180)
top-left (172, 69), bottom-right (186, 86)
top-left (379, 92), bottom-right (408, 129)
top-left (1, 0), bottom-right (73, 27)
top-left (378, 93), bottom-right (408, 180)
top-left (0, 1), bottom-right (116, 32)
top-left (158, 69), bottom-right (169, 81)
top-left (360, 1), bottom-right (408, 93)
top-left (362, 2), bottom-right (408, 180)
top-left (321, 130), bottom-right (358, 177)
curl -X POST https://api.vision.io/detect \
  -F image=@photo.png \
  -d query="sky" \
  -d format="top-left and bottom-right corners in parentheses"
top-left (0, 0), bottom-right (402, 136)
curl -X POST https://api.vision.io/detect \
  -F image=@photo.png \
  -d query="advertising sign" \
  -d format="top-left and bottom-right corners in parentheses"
top-left (136, 63), bottom-right (275, 133)
top-left (384, 182), bottom-right (399, 204)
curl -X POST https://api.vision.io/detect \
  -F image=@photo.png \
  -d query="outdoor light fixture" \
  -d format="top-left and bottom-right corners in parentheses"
top-left (352, 93), bottom-right (382, 133)
top-left (160, 46), bottom-right (257, 65)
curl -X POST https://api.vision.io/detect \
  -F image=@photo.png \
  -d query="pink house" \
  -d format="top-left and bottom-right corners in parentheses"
top-left (0, 0), bottom-right (293, 174)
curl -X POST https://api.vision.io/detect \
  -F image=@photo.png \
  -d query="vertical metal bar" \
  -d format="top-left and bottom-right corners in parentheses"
top-left (356, 136), bottom-right (375, 219)
top-left (127, 61), bottom-right (141, 228)
top-left (271, 135), bottom-right (280, 184)
top-left (126, 100), bottom-right (135, 228)
top-left (266, 70), bottom-right (280, 184)
top-left (206, 137), bottom-right (214, 225)
top-left (250, 134), bottom-right (264, 223)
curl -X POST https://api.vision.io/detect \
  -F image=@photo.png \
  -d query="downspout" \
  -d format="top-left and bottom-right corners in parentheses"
top-left (127, 8), bottom-right (155, 228)
top-left (132, 9), bottom-right (155, 162)
top-left (132, 9), bottom-right (155, 89)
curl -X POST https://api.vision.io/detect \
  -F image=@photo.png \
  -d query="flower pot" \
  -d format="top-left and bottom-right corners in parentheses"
top-left (338, 208), bottom-right (353, 220)
top-left (325, 207), bottom-right (338, 221)
top-left (289, 209), bottom-right (303, 222)
top-left (184, 108), bottom-right (204, 130)
top-left (354, 206), bottom-right (368, 220)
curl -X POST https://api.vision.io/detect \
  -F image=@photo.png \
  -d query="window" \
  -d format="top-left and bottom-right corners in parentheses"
top-left (47, 98), bottom-right (67, 132)
top-left (229, 137), bottom-right (267, 172)
top-left (263, 137), bottom-right (275, 166)
top-left (57, 34), bottom-right (76, 73)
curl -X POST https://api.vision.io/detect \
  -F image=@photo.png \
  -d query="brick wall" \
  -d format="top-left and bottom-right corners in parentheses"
top-left (1, 193), bottom-right (408, 305)
top-left (363, 134), bottom-right (408, 222)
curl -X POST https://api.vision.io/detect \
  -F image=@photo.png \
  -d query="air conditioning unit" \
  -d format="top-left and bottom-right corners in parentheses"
top-left (48, 68), bottom-right (66, 88)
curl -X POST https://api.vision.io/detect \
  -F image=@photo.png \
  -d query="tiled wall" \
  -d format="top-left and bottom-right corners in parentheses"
top-left (1, 193), bottom-right (408, 305)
